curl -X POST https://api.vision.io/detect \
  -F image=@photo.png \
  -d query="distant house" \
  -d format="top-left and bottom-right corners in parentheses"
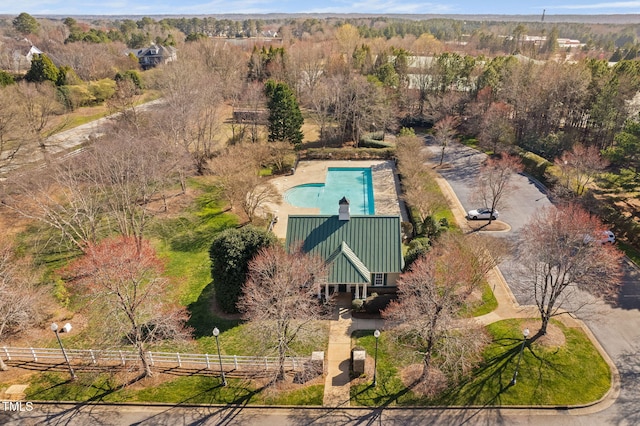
top-left (285, 198), bottom-right (404, 300)
top-left (136, 44), bottom-right (177, 70)
top-left (9, 40), bottom-right (42, 72)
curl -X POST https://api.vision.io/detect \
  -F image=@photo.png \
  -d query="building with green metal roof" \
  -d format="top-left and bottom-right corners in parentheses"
top-left (285, 198), bottom-right (404, 299)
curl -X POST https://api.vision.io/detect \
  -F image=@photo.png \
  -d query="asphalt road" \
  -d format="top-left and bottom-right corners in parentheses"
top-left (3, 130), bottom-right (640, 426)
top-left (0, 403), bottom-right (625, 425)
top-left (426, 139), bottom-right (640, 425)
top-left (1, 100), bottom-right (163, 177)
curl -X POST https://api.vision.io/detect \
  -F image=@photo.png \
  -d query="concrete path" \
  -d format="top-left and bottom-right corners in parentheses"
top-left (322, 294), bottom-right (384, 407)
top-left (320, 172), bottom-right (620, 413)
top-left (434, 168), bottom-right (620, 414)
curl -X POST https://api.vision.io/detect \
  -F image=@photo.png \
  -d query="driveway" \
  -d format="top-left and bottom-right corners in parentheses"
top-left (425, 138), bottom-right (640, 424)
top-left (424, 140), bottom-right (552, 235)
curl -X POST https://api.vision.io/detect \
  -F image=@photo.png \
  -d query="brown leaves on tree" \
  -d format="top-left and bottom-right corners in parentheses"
top-left (63, 236), bottom-right (190, 377)
top-left (517, 203), bottom-right (624, 335)
top-left (383, 234), bottom-right (490, 387)
top-left (238, 244), bottom-right (329, 382)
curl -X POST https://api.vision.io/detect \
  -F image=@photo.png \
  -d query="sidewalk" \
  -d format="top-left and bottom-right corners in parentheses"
top-left (434, 173), bottom-right (621, 413)
top-left (320, 174), bottom-right (621, 412)
top-left (322, 294), bottom-right (384, 407)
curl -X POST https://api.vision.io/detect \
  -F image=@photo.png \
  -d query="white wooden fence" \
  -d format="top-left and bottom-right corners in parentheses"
top-left (1, 346), bottom-right (318, 374)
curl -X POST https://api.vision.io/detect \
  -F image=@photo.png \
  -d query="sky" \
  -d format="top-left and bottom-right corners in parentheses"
top-left (2, 0), bottom-right (640, 16)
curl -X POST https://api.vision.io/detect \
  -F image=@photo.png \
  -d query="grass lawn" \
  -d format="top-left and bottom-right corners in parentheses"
top-left (20, 372), bottom-right (324, 406)
top-left (350, 319), bottom-right (611, 407)
top-left (4, 176), bottom-right (328, 405)
top-left (149, 179), bottom-right (240, 338)
top-left (470, 282), bottom-right (499, 317)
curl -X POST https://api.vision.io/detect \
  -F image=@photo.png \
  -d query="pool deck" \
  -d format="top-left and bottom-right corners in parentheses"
top-left (265, 160), bottom-right (408, 239)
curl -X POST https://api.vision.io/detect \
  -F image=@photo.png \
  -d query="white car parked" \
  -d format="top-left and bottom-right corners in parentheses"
top-left (467, 207), bottom-right (499, 220)
top-left (601, 230), bottom-right (616, 244)
top-left (583, 230), bottom-right (616, 245)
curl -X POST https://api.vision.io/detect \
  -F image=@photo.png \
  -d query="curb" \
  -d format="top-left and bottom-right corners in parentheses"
top-left (430, 159), bottom-right (621, 414)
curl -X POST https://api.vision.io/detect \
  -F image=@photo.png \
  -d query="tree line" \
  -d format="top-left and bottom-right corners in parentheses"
top-left (0, 13), bottom-right (634, 389)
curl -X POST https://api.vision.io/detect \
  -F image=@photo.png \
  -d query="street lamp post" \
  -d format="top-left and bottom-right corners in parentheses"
top-left (510, 328), bottom-right (530, 386)
top-left (212, 327), bottom-right (227, 386)
top-left (373, 329), bottom-right (381, 386)
top-left (50, 322), bottom-right (76, 381)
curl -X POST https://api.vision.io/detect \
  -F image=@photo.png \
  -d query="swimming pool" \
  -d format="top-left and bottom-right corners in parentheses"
top-left (285, 167), bottom-right (375, 215)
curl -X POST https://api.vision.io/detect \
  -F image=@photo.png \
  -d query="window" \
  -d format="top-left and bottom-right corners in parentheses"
top-left (373, 273), bottom-right (384, 286)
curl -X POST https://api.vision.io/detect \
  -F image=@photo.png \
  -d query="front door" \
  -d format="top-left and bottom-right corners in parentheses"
top-left (338, 284), bottom-right (346, 293)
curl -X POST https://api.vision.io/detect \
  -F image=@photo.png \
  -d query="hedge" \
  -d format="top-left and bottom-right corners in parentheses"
top-left (302, 147), bottom-right (395, 160)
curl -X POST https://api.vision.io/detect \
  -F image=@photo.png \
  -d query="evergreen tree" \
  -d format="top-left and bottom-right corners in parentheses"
top-left (12, 12), bottom-right (39, 35)
top-left (25, 54), bottom-right (59, 84)
top-left (264, 79), bottom-right (304, 145)
top-left (0, 71), bottom-right (15, 87)
top-left (209, 226), bottom-right (277, 314)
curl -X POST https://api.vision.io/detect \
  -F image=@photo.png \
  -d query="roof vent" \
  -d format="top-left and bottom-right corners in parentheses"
top-left (339, 197), bottom-right (350, 221)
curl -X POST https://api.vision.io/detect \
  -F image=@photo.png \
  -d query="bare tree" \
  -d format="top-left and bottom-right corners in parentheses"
top-left (2, 156), bottom-right (107, 251)
top-left (238, 244), bottom-right (330, 382)
top-left (556, 143), bottom-right (609, 196)
top-left (0, 86), bottom-right (26, 174)
top-left (383, 234), bottom-right (492, 389)
top-left (472, 154), bottom-right (524, 224)
top-left (289, 40), bottom-right (327, 101)
top-left (63, 236), bottom-right (191, 378)
top-left (153, 58), bottom-right (225, 175)
top-left (87, 127), bottom-right (180, 252)
top-left (396, 134), bottom-right (446, 223)
top-left (208, 143), bottom-right (281, 222)
top-left (230, 81), bottom-right (267, 145)
top-left (14, 81), bottom-right (65, 154)
top-left (0, 237), bottom-right (50, 370)
top-left (106, 78), bottom-right (143, 129)
top-left (433, 115), bottom-right (459, 166)
top-left (517, 204), bottom-right (624, 335)
top-left (307, 78), bottom-right (335, 144)
top-left (242, 176), bottom-right (281, 223)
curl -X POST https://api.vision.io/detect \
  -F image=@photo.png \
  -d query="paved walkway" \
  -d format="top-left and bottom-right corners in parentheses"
top-left (320, 174), bottom-right (620, 413)
top-left (322, 294), bottom-right (383, 407)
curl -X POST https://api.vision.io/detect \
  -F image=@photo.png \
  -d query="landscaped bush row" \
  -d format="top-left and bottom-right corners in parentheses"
top-left (352, 292), bottom-right (397, 314)
top-left (359, 132), bottom-right (395, 148)
top-left (302, 147), bottom-right (395, 160)
top-left (518, 149), bottom-right (552, 186)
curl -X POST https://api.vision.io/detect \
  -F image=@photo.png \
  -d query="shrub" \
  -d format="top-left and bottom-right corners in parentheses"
top-left (360, 139), bottom-right (395, 149)
top-left (352, 298), bottom-right (364, 311)
top-left (359, 132), bottom-right (395, 148)
top-left (209, 226), bottom-right (277, 313)
top-left (0, 70), bottom-right (15, 87)
top-left (399, 127), bottom-right (415, 136)
top-left (518, 150), bottom-right (552, 185)
top-left (88, 78), bottom-right (116, 103)
top-left (303, 147), bottom-right (395, 161)
top-left (58, 84), bottom-right (95, 109)
top-left (405, 237), bottom-right (430, 271)
top-left (363, 293), bottom-right (397, 314)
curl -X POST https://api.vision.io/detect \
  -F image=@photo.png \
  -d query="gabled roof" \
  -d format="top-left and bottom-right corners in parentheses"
top-left (326, 241), bottom-right (371, 284)
top-left (286, 215), bottom-right (404, 283)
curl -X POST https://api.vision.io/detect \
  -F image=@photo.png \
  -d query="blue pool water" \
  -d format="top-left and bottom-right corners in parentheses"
top-left (285, 167), bottom-right (375, 215)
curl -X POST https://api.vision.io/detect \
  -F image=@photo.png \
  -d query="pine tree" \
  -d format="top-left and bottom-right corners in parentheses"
top-left (264, 79), bottom-right (304, 146)
top-left (12, 12), bottom-right (39, 35)
top-left (25, 54), bottom-right (59, 84)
